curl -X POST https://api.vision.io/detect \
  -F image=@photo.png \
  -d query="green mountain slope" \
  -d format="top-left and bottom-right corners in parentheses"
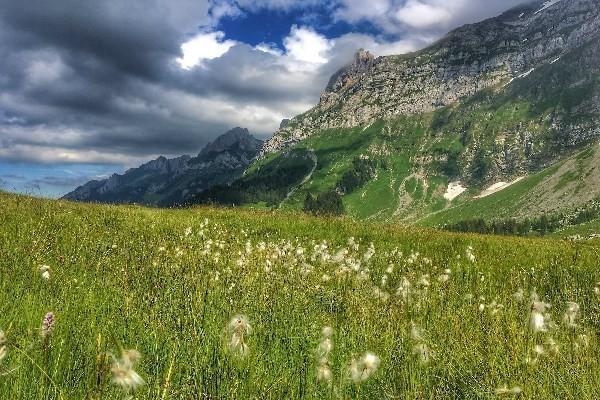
top-left (198, 0), bottom-right (600, 224)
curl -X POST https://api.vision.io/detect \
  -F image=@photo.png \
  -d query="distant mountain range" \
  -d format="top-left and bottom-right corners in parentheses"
top-left (63, 128), bottom-right (263, 206)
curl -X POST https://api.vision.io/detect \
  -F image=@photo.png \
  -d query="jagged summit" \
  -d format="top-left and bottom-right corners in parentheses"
top-left (325, 49), bottom-right (377, 93)
top-left (199, 127), bottom-right (262, 156)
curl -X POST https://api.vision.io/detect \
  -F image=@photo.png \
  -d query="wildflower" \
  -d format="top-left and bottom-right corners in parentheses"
top-left (316, 357), bottom-right (333, 382)
top-left (0, 330), bottom-right (6, 363)
top-left (316, 327), bottom-right (334, 382)
top-left (41, 312), bottom-right (55, 339)
top-left (349, 352), bottom-right (380, 383)
top-left (495, 385), bottom-right (523, 395)
top-left (321, 326), bottom-right (333, 339)
top-left (372, 287), bottom-right (390, 302)
top-left (38, 265), bottom-right (51, 280)
top-left (318, 337), bottom-right (333, 356)
top-left (488, 300), bottom-right (504, 316)
top-left (410, 323), bottom-right (424, 342)
top-left (438, 269), bottom-right (451, 283)
top-left (513, 288), bottom-right (524, 302)
top-left (529, 301), bottom-right (550, 333)
top-left (466, 246), bottom-right (475, 263)
top-left (184, 227), bottom-right (192, 236)
top-left (110, 349), bottom-right (145, 393)
top-left (380, 274), bottom-right (388, 287)
top-left (545, 337), bottom-right (560, 355)
top-left (410, 323), bottom-right (433, 365)
top-left (412, 343), bottom-right (433, 365)
top-left (562, 302), bottom-right (580, 328)
top-left (417, 274), bottom-right (430, 287)
top-left (227, 315), bottom-right (252, 357)
top-left (594, 283), bottom-right (600, 296)
top-left (574, 334), bottom-right (590, 352)
top-left (396, 277), bottom-right (412, 302)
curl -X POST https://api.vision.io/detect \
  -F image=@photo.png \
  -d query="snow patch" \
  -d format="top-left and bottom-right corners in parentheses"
top-left (508, 68), bottom-right (535, 85)
top-left (444, 182), bottom-right (467, 201)
top-left (519, 12), bottom-right (525, 18)
top-left (550, 56), bottom-right (561, 64)
top-left (535, 0), bottom-right (564, 14)
top-left (476, 177), bottom-right (525, 199)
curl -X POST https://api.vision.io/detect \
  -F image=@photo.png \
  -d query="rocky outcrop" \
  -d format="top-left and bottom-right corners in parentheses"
top-left (260, 0), bottom-right (600, 157)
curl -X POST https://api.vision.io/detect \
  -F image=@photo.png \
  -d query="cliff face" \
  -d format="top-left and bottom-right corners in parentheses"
top-left (261, 0), bottom-right (600, 156)
top-left (63, 128), bottom-right (263, 206)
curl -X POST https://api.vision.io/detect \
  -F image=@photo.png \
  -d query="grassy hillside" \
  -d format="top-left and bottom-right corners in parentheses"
top-left (419, 144), bottom-right (600, 227)
top-left (1, 193), bottom-right (600, 399)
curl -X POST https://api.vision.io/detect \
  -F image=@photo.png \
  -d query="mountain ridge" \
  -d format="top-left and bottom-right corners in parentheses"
top-left (63, 128), bottom-right (263, 206)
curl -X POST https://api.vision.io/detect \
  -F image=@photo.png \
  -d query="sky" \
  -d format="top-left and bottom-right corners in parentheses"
top-left (0, 0), bottom-right (527, 197)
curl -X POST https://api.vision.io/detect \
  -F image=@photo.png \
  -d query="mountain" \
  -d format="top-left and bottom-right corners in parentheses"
top-left (199, 0), bottom-right (600, 223)
top-left (63, 128), bottom-right (263, 206)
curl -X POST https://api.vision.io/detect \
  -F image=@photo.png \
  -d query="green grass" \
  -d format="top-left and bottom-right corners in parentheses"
top-left (2, 193), bottom-right (600, 399)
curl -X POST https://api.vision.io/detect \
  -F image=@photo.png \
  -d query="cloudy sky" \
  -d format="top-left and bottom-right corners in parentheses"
top-left (0, 0), bottom-right (526, 197)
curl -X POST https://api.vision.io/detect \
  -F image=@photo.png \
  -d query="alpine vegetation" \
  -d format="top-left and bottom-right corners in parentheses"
top-left (227, 315), bottom-right (252, 357)
top-left (1, 193), bottom-right (600, 398)
top-left (110, 349), bottom-right (145, 393)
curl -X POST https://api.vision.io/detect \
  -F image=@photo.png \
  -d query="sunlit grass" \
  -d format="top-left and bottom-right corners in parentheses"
top-left (1, 192), bottom-right (600, 399)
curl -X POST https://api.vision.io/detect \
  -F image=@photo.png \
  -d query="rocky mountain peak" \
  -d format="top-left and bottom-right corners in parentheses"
top-left (325, 48), bottom-right (377, 94)
top-left (199, 127), bottom-right (262, 156)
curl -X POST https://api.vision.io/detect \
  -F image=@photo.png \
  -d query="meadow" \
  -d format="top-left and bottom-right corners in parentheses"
top-left (1, 192), bottom-right (600, 399)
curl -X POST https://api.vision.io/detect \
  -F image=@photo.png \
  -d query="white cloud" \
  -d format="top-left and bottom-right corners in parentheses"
top-left (282, 25), bottom-right (334, 71)
top-left (177, 31), bottom-right (238, 69)
top-left (334, 0), bottom-right (391, 23)
top-left (395, 0), bottom-right (453, 29)
top-left (334, 0), bottom-right (525, 33)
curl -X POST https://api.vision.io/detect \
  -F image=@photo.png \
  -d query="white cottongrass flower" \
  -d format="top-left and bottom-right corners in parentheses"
top-left (574, 334), bottom-right (590, 352)
top-left (316, 357), bottom-right (333, 382)
top-left (466, 246), bottom-right (476, 263)
top-left (529, 301), bottom-right (550, 333)
top-left (38, 265), bottom-right (51, 280)
top-left (410, 322), bottom-right (424, 342)
top-left (412, 343), bottom-right (433, 365)
top-left (372, 287), bottom-right (390, 302)
top-left (438, 269), bottom-right (451, 283)
top-left (349, 352), bottom-right (380, 383)
top-left (0, 330), bottom-right (6, 363)
top-left (316, 327), bottom-right (334, 382)
top-left (495, 385), bottom-right (523, 395)
top-left (227, 315), bottom-right (252, 357)
top-left (318, 338), bottom-right (333, 356)
top-left (110, 349), bottom-right (145, 393)
top-left (513, 288), bottom-right (524, 302)
top-left (396, 277), bottom-right (412, 303)
top-left (562, 302), bottom-right (580, 328)
top-left (417, 274), bottom-right (430, 287)
top-left (545, 337), bottom-right (560, 356)
top-left (410, 323), bottom-right (433, 365)
top-left (321, 326), bottom-right (333, 339)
